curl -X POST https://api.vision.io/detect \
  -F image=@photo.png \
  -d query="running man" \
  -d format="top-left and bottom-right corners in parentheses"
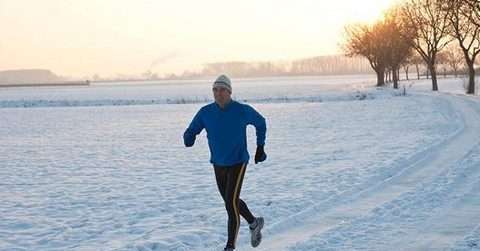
top-left (183, 74), bottom-right (267, 251)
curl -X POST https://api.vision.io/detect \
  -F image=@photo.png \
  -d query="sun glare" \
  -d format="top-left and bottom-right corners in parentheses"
top-left (345, 0), bottom-right (397, 23)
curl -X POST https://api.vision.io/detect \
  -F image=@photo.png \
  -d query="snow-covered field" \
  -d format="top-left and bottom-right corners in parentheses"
top-left (1, 75), bottom-right (479, 251)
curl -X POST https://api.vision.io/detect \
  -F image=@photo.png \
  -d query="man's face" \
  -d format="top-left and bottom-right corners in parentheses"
top-left (213, 86), bottom-right (231, 106)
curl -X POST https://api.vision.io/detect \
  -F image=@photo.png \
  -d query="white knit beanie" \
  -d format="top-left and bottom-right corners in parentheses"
top-left (213, 74), bottom-right (232, 93)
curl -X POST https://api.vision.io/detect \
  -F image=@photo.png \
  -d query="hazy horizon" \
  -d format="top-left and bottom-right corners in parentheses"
top-left (1, 0), bottom-right (397, 78)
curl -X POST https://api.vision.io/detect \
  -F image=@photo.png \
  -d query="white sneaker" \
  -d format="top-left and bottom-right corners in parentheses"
top-left (249, 217), bottom-right (264, 247)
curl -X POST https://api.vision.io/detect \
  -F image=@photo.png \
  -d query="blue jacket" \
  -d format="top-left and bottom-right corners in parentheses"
top-left (184, 100), bottom-right (266, 166)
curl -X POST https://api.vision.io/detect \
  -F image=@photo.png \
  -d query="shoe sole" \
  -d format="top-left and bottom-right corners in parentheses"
top-left (251, 218), bottom-right (264, 247)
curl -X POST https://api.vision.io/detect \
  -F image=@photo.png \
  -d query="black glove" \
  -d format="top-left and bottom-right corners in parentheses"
top-left (254, 145), bottom-right (267, 164)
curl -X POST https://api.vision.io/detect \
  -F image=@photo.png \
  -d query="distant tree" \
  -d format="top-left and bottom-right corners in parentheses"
top-left (401, 49), bottom-right (422, 80)
top-left (444, 0), bottom-right (480, 94)
top-left (436, 51), bottom-right (450, 77)
top-left (142, 70), bottom-right (154, 80)
top-left (92, 74), bottom-right (101, 81)
top-left (386, 70), bottom-right (392, 83)
top-left (401, 0), bottom-right (453, 91)
top-left (401, 61), bottom-right (410, 80)
top-left (442, 43), bottom-right (465, 77)
top-left (408, 53), bottom-right (424, 79)
top-left (165, 73), bottom-right (178, 79)
top-left (290, 55), bottom-right (371, 75)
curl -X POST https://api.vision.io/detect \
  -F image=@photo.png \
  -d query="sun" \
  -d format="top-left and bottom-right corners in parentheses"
top-left (346, 0), bottom-right (398, 23)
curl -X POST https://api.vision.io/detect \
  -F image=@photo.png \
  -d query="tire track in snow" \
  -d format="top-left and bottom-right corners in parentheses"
top-left (289, 135), bottom-right (480, 251)
top-left (236, 94), bottom-right (480, 251)
top-left (383, 94), bottom-right (480, 251)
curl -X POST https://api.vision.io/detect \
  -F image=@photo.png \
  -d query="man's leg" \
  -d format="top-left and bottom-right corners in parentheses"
top-left (214, 164), bottom-right (255, 223)
top-left (214, 163), bottom-right (255, 249)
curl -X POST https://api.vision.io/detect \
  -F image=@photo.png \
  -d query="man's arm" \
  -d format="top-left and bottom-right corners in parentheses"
top-left (245, 105), bottom-right (267, 163)
top-left (245, 105), bottom-right (266, 146)
top-left (183, 110), bottom-right (204, 147)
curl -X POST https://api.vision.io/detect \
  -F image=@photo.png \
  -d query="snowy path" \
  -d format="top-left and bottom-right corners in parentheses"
top-left (237, 93), bottom-right (480, 251)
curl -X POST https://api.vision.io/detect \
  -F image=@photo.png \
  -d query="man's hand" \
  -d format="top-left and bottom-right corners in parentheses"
top-left (183, 131), bottom-right (195, 147)
top-left (254, 145), bottom-right (267, 164)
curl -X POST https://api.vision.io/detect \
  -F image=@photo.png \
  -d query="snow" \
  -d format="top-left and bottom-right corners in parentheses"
top-left (0, 75), bottom-right (376, 108)
top-left (1, 75), bottom-right (479, 251)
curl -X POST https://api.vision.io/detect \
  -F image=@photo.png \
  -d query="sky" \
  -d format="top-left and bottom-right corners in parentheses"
top-left (0, 0), bottom-right (397, 78)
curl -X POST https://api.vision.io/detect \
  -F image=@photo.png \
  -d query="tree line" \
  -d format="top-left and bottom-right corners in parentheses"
top-left (195, 55), bottom-right (372, 79)
top-left (344, 0), bottom-right (480, 94)
top-left (133, 55), bottom-right (374, 81)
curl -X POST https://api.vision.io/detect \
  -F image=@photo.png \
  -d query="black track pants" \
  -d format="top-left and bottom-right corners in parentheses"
top-left (214, 162), bottom-right (255, 248)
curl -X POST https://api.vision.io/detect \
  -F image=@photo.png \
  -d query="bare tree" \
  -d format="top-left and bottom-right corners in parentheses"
top-left (464, 0), bottom-right (480, 26)
top-left (401, 49), bottom-right (419, 80)
top-left (344, 23), bottom-right (389, 86)
top-left (401, 61), bottom-right (410, 80)
top-left (445, 0), bottom-right (480, 94)
top-left (443, 43), bottom-right (465, 77)
top-left (409, 53), bottom-right (425, 79)
top-left (401, 0), bottom-right (453, 91)
top-left (436, 51), bottom-right (450, 77)
top-left (384, 7), bottom-right (415, 88)
top-left (290, 55), bottom-right (371, 75)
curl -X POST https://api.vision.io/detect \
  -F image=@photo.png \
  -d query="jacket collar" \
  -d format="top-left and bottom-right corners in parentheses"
top-left (215, 99), bottom-right (234, 111)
